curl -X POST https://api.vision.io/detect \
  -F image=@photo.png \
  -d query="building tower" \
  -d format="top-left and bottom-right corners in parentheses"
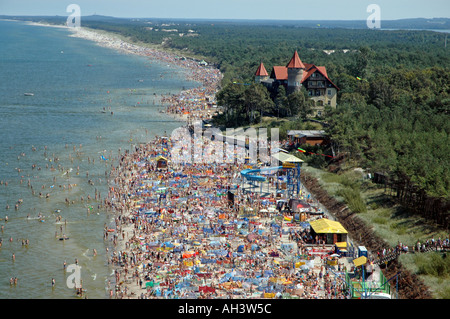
top-left (286, 51), bottom-right (305, 94)
top-left (254, 61), bottom-right (269, 83)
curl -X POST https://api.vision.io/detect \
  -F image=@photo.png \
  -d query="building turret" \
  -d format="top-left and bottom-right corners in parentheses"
top-left (286, 51), bottom-right (305, 94)
top-left (254, 61), bottom-right (269, 83)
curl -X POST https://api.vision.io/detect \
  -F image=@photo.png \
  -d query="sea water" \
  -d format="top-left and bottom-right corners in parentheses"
top-left (0, 20), bottom-right (198, 299)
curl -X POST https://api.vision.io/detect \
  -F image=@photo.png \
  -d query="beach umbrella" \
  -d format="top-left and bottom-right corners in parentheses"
top-left (299, 265), bottom-right (309, 272)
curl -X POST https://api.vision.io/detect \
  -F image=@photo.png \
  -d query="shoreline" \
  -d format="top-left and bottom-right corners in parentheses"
top-left (62, 26), bottom-right (224, 297)
top-left (56, 23), bottom-right (223, 297)
top-left (9, 19), bottom-right (223, 123)
top-left (13, 19), bottom-right (222, 298)
top-left (66, 26), bottom-right (223, 123)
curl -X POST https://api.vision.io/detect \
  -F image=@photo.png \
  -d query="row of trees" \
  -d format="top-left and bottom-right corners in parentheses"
top-left (324, 66), bottom-right (449, 199)
top-left (214, 83), bottom-right (313, 126)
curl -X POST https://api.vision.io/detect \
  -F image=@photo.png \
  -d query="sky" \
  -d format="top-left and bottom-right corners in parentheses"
top-left (1, 0), bottom-right (449, 20)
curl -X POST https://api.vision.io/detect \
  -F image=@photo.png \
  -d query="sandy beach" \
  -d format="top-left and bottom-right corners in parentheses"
top-left (100, 125), bottom-right (382, 299)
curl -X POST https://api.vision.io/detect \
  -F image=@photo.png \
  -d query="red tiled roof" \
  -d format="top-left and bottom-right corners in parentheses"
top-left (271, 66), bottom-right (288, 80)
top-left (303, 63), bottom-right (314, 70)
top-left (255, 62), bottom-right (269, 76)
top-left (302, 68), bottom-right (315, 82)
top-left (316, 66), bottom-right (328, 78)
top-left (302, 64), bottom-right (339, 90)
top-left (286, 51), bottom-right (305, 69)
top-left (268, 54), bottom-right (339, 90)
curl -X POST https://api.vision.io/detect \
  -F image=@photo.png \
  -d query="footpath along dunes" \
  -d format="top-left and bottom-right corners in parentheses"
top-left (300, 173), bottom-right (434, 299)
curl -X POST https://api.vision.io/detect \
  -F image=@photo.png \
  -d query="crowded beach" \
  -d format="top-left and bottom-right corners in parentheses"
top-left (63, 25), bottom-right (378, 300)
top-left (101, 124), bottom-right (366, 299)
top-left (1, 21), bottom-right (442, 301)
top-left (64, 25), bottom-right (386, 299)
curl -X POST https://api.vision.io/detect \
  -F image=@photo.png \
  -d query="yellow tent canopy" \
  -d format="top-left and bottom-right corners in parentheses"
top-left (335, 242), bottom-right (347, 248)
top-left (353, 256), bottom-right (367, 267)
top-left (271, 152), bottom-right (304, 163)
top-left (310, 218), bottom-right (348, 234)
top-left (155, 156), bottom-right (168, 161)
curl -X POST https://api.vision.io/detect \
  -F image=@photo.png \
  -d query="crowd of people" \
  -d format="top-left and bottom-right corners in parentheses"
top-left (159, 58), bottom-right (222, 122)
top-left (373, 236), bottom-right (450, 266)
top-left (102, 129), bottom-right (353, 299)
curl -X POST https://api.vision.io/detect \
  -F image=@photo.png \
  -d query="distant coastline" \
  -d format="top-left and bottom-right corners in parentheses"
top-left (4, 17), bottom-right (223, 126)
top-left (25, 20), bottom-right (223, 123)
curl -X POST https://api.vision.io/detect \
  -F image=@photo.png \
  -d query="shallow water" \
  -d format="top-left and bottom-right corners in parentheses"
top-left (0, 20), bottom-right (197, 298)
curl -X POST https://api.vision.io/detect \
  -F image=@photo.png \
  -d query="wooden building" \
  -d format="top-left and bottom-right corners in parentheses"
top-left (287, 130), bottom-right (329, 146)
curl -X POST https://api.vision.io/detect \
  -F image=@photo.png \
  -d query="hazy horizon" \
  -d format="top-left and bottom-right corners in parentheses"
top-left (2, 14), bottom-right (450, 21)
top-left (1, 0), bottom-right (449, 21)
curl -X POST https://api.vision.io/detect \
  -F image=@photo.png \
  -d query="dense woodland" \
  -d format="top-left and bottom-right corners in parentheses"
top-left (8, 16), bottom-right (450, 200)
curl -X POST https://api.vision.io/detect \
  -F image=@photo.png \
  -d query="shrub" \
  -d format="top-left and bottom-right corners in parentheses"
top-left (415, 253), bottom-right (450, 278)
top-left (336, 187), bottom-right (367, 214)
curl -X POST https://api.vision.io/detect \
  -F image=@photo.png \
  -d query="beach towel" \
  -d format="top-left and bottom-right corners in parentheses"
top-left (199, 286), bottom-right (215, 293)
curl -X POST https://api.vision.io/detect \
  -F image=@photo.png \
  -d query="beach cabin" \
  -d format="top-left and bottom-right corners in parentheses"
top-left (287, 130), bottom-right (329, 147)
top-left (309, 218), bottom-right (348, 245)
top-left (155, 156), bottom-right (168, 169)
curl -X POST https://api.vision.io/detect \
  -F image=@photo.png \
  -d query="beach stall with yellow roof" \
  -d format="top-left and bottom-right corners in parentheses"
top-left (309, 218), bottom-right (348, 245)
top-left (155, 155), bottom-right (168, 169)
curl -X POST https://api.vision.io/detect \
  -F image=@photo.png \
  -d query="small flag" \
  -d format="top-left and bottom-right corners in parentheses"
top-left (297, 148), bottom-right (306, 153)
